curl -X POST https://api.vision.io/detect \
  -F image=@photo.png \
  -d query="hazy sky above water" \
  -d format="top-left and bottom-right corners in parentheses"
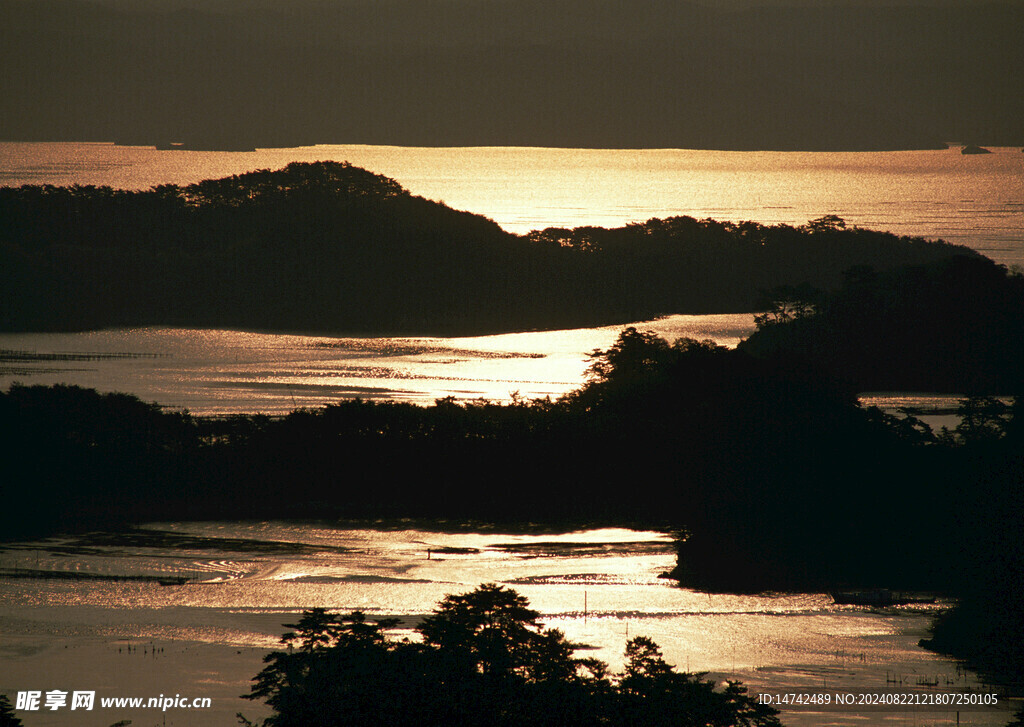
top-left (2, 0), bottom-right (1021, 149)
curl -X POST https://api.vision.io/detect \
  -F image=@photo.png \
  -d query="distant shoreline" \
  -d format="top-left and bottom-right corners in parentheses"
top-left (4, 138), bottom-right (964, 153)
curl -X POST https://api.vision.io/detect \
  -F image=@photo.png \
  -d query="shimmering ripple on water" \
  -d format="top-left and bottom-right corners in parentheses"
top-left (0, 315), bottom-right (758, 413)
top-left (1, 522), bottom-right (1007, 727)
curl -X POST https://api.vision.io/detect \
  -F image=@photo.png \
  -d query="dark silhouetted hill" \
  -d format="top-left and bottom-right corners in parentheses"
top-left (0, 162), bottom-right (975, 335)
top-left (739, 255), bottom-right (1024, 393)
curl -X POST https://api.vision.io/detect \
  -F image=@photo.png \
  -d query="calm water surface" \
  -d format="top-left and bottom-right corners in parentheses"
top-left (0, 320), bottom-right (967, 421)
top-left (0, 523), bottom-right (1009, 727)
top-left (0, 315), bottom-right (756, 413)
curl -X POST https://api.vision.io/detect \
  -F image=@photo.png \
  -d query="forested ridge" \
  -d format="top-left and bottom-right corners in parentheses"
top-left (0, 162), bottom-right (972, 335)
top-left (740, 253), bottom-right (1024, 393)
top-left (3, 250), bottom-right (1022, 589)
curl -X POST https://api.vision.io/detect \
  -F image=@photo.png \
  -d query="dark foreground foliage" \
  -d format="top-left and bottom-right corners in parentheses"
top-left (0, 695), bottom-right (22, 727)
top-left (239, 584), bottom-right (781, 727)
top-left (0, 162), bottom-right (972, 334)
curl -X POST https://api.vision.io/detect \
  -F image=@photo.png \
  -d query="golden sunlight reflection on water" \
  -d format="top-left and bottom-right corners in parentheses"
top-left (0, 315), bottom-right (756, 413)
top-left (0, 523), bottom-right (1007, 727)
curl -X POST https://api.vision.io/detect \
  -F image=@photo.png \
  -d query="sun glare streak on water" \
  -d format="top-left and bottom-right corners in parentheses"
top-left (0, 315), bottom-right (756, 413)
top-left (1, 522), bottom-right (1002, 726)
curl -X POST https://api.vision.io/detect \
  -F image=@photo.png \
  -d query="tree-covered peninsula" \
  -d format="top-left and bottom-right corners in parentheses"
top-left (1, 162), bottom-right (973, 335)
top-left (739, 254), bottom-right (1024, 394)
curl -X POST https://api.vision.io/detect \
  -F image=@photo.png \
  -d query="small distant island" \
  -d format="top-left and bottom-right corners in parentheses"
top-left (961, 144), bottom-right (993, 155)
top-left (0, 162), bottom-right (981, 336)
top-left (154, 140), bottom-right (258, 152)
top-left (116, 138), bottom-right (315, 152)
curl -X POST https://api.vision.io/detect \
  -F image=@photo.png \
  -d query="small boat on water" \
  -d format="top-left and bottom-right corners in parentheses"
top-left (832, 589), bottom-right (936, 607)
top-left (155, 140), bottom-right (257, 152)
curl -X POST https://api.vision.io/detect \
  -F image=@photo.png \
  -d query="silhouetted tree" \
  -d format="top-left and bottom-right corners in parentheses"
top-left (753, 284), bottom-right (821, 329)
top-left (618, 637), bottom-right (780, 727)
top-left (804, 214), bottom-right (846, 233)
top-left (0, 695), bottom-right (22, 727)
top-left (941, 396), bottom-right (1013, 445)
top-left (584, 327), bottom-right (675, 385)
top-left (419, 583), bottom-right (584, 682)
top-left (244, 609), bottom-right (402, 727)
top-left (242, 585), bottom-right (780, 727)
